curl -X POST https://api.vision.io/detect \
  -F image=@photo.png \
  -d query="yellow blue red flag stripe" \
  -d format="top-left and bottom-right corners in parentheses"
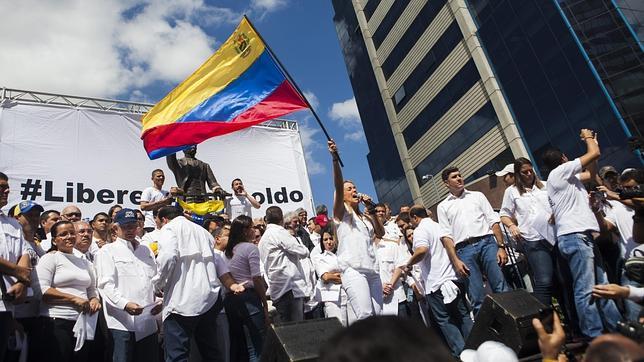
top-left (141, 17), bottom-right (308, 159)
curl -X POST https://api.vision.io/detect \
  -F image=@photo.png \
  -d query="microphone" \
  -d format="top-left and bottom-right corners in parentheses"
top-left (357, 193), bottom-right (376, 208)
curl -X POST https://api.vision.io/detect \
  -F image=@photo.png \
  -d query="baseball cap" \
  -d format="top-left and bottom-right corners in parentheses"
top-left (495, 164), bottom-right (515, 177)
top-left (599, 165), bottom-right (618, 179)
top-left (11, 200), bottom-right (44, 217)
top-left (113, 208), bottom-right (138, 225)
top-left (460, 341), bottom-right (518, 362)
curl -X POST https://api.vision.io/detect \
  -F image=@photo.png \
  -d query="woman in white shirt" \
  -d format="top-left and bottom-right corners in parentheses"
top-left (328, 140), bottom-right (385, 321)
top-left (36, 220), bottom-right (101, 362)
top-left (500, 157), bottom-right (554, 305)
top-left (311, 228), bottom-right (351, 326)
top-left (224, 215), bottom-right (269, 362)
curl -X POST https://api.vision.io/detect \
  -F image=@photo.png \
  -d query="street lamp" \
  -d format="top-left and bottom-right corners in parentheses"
top-left (421, 174), bottom-right (439, 203)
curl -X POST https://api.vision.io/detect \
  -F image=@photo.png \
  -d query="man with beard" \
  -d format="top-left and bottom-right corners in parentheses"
top-left (226, 178), bottom-right (260, 219)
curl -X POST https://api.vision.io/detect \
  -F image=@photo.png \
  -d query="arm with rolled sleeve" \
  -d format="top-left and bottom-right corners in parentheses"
top-left (95, 249), bottom-right (128, 310)
top-left (152, 228), bottom-right (179, 293)
top-left (437, 203), bottom-right (454, 239)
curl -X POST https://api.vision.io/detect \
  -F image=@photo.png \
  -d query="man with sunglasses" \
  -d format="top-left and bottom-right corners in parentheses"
top-left (61, 204), bottom-right (82, 222)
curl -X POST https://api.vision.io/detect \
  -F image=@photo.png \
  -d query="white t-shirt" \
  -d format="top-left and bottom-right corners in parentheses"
top-left (335, 206), bottom-right (377, 273)
top-left (36, 251), bottom-right (97, 320)
top-left (547, 158), bottom-right (599, 237)
top-left (227, 194), bottom-right (252, 220)
top-left (413, 218), bottom-right (457, 294)
top-left (140, 186), bottom-right (169, 229)
top-left (604, 200), bottom-right (636, 258)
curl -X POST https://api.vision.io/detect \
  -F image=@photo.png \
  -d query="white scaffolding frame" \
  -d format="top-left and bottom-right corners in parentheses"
top-left (0, 87), bottom-right (298, 131)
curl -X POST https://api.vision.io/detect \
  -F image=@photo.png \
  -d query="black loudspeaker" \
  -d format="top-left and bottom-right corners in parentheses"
top-left (465, 289), bottom-right (548, 357)
top-left (261, 318), bottom-right (343, 362)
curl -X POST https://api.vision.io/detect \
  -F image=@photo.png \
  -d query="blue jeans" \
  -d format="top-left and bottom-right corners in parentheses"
top-left (425, 282), bottom-right (473, 357)
top-left (163, 295), bottom-right (225, 362)
top-left (110, 329), bottom-right (158, 362)
top-left (619, 261), bottom-right (642, 322)
top-left (224, 290), bottom-right (266, 362)
top-left (557, 232), bottom-right (622, 338)
top-left (456, 234), bottom-right (509, 314)
top-left (523, 239), bottom-right (555, 305)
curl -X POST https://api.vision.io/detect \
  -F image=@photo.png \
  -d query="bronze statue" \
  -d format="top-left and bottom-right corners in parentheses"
top-left (166, 145), bottom-right (222, 203)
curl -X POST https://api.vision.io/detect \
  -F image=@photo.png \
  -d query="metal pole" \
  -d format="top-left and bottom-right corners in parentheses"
top-left (243, 15), bottom-right (344, 167)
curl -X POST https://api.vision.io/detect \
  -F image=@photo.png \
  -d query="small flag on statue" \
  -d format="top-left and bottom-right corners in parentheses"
top-left (141, 16), bottom-right (309, 159)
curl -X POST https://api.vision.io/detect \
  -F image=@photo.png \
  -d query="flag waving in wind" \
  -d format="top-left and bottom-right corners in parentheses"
top-left (141, 16), bottom-right (309, 159)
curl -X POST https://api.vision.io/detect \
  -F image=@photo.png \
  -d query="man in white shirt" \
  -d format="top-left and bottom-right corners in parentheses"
top-left (140, 169), bottom-right (173, 233)
top-left (0, 172), bottom-right (33, 362)
top-left (152, 206), bottom-right (244, 361)
top-left (543, 128), bottom-right (621, 338)
top-left (259, 206), bottom-right (309, 322)
top-left (593, 168), bottom-right (642, 322)
top-left (406, 205), bottom-right (472, 357)
top-left (226, 178), bottom-right (261, 220)
top-left (437, 166), bottom-right (509, 314)
top-left (95, 208), bottom-right (161, 362)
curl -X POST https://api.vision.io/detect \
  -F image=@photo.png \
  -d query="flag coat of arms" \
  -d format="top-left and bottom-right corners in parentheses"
top-left (141, 17), bottom-right (308, 159)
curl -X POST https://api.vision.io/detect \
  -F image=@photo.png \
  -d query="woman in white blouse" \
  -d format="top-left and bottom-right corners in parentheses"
top-left (36, 220), bottom-right (101, 362)
top-left (328, 140), bottom-right (385, 321)
top-left (499, 157), bottom-right (554, 305)
top-left (224, 215), bottom-right (269, 362)
top-left (311, 228), bottom-right (353, 326)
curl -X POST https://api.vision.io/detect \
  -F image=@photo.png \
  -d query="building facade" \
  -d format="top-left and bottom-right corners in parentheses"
top-left (332, 0), bottom-right (642, 209)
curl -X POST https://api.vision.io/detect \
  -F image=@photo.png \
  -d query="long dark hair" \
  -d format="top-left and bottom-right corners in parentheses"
top-left (225, 215), bottom-right (254, 258)
top-left (514, 157), bottom-right (544, 195)
top-left (319, 226), bottom-right (337, 254)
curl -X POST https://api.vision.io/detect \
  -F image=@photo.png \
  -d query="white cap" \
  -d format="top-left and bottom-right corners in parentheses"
top-left (460, 341), bottom-right (518, 362)
top-left (495, 163), bottom-right (514, 177)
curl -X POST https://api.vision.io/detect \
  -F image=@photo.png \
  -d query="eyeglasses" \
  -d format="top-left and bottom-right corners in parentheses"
top-left (64, 212), bottom-right (81, 218)
top-left (0, 184), bottom-right (9, 191)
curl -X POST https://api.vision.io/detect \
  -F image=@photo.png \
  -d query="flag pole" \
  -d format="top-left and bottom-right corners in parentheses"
top-left (243, 15), bottom-right (344, 167)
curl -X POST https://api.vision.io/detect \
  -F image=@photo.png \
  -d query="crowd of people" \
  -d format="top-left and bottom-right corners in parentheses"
top-left (0, 128), bottom-right (642, 362)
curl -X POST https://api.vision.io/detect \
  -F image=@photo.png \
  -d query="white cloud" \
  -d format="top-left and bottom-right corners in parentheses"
top-left (250, 0), bottom-right (288, 13)
top-left (329, 97), bottom-right (361, 127)
top-left (0, 0), bottom-right (245, 98)
top-left (295, 111), bottom-right (326, 176)
top-left (303, 90), bottom-right (319, 110)
top-left (328, 97), bottom-right (366, 142)
top-left (344, 129), bottom-right (365, 141)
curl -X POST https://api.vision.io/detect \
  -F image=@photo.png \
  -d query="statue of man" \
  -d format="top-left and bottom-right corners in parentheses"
top-left (166, 145), bottom-right (222, 203)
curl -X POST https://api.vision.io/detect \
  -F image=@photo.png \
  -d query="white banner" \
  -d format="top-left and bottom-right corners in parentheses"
top-left (0, 102), bottom-right (314, 219)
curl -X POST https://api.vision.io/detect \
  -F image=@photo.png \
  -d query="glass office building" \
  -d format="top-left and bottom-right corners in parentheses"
top-left (332, 0), bottom-right (642, 208)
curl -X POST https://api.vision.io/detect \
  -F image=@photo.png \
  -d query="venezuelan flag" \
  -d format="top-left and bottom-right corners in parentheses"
top-left (141, 16), bottom-right (309, 159)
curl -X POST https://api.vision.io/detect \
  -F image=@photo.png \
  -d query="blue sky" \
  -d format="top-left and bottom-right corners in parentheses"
top-left (0, 0), bottom-right (378, 210)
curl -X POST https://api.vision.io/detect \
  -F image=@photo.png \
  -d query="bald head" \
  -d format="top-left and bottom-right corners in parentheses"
top-left (62, 205), bottom-right (82, 222)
